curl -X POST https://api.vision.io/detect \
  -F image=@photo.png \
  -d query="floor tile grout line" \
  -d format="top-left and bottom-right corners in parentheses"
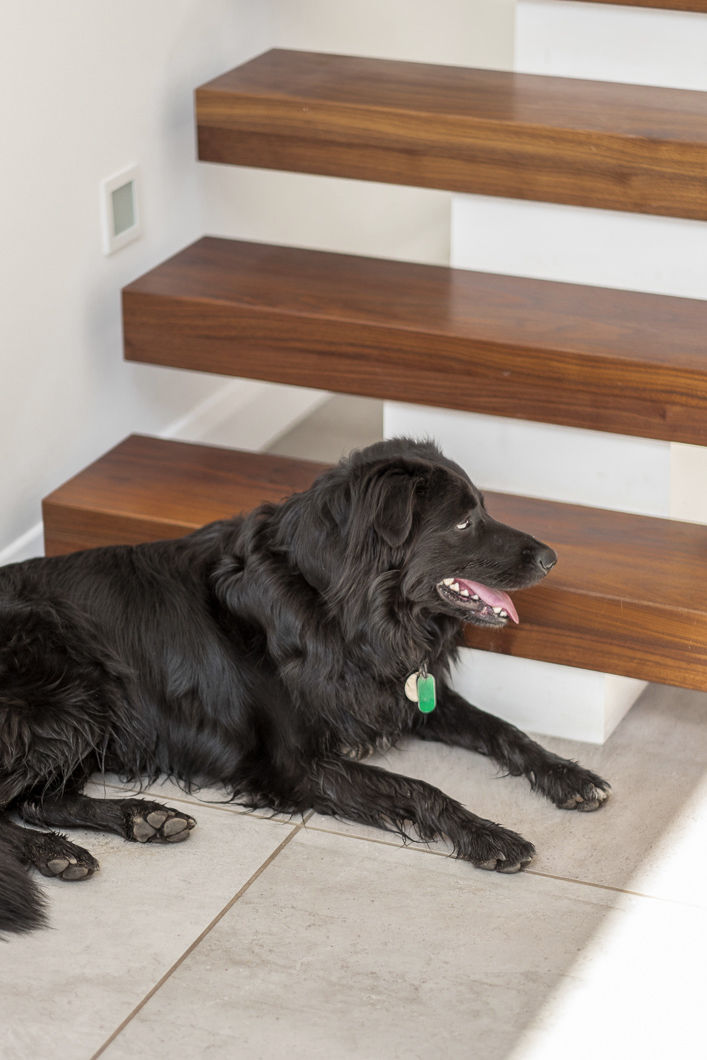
top-left (302, 821), bottom-right (705, 911)
top-left (90, 819), bottom-right (305, 1060)
top-left (524, 868), bottom-right (706, 909)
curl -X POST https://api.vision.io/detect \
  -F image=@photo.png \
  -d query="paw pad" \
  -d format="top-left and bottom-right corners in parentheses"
top-left (559, 783), bottom-right (610, 812)
top-left (473, 827), bottom-right (536, 873)
top-left (37, 842), bottom-right (99, 881)
top-left (127, 802), bottom-right (197, 844)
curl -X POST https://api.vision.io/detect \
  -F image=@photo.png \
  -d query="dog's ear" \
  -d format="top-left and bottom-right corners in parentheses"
top-left (371, 469), bottom-right (417, 548)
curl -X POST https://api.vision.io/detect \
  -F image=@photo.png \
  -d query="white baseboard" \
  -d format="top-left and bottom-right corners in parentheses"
top-left (0, 522), bottom-right (45, 566)
top-left (162, 378), bottom-right (328, 452)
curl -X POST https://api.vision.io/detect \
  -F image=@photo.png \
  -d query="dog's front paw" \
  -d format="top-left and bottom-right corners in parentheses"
top-left (468, 823), bottom-right (536, 874)
top-left (541, 762), bottom-right (611, 813)
top-left (122, 800), bottom-right (197, 843)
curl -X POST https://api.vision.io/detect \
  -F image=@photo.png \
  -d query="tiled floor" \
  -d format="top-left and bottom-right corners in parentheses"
top-left (1, 685), bottom-right (705, 1059)
top-left (2, 398), bottom-right (705, 1058)
top-left (266, 392), bottom-right (384, 463)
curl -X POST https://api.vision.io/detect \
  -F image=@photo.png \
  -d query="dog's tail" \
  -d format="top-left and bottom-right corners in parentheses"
top-left (0, 837), bottom-right (47, 936)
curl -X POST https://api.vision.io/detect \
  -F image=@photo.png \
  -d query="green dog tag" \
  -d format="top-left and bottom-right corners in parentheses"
top-left (417, 672), bottom-right (436, 714)
top-left (404, 668), bottom-right (437, 713)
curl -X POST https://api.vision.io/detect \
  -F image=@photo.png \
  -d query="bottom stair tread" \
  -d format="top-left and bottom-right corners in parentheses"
top-left (41, 434), bottom-right (707, 692)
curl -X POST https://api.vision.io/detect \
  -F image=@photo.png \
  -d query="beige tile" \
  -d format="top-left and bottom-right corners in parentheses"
top-left (267, 394), bottom-right (383, 462)
top-left (0, 805), bottom-right (297, 1060)
top-left (509, 892), bottom-right (707, 1059)
top-left (597, 681), bottom-right (707, 764)
top-left (305, 683), bottom-right (707, 906)
top-left (102, 827), bottom-right (706, 1060)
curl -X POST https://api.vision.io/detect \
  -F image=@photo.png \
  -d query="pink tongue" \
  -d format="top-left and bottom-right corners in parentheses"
top-left (458, 579), bottom-right (519, 624)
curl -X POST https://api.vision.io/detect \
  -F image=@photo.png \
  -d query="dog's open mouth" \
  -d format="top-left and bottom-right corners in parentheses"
top-left (436, 577), bottom-right (519, 626)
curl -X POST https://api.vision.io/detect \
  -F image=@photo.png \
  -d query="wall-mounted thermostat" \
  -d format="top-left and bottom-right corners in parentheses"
top-left (100, 164), bottom-right (141, 255)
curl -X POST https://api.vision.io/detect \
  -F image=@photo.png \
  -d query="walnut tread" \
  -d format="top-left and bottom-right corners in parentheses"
top-left (195, 49), bottom-right (707, 219)
top-left (122, 237), bottom-right (707, 445)
top-left (42, 434), bottom-right (707, 692)
top-left (571, 1), bottom-right (707, 10)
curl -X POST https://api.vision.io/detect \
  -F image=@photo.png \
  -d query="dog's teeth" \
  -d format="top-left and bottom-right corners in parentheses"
top-left (442, 578), bottom-right (454, 586)
top-left (460, 588), bottom-right (470, 597)
top-left (500, 609), bottom-right (508, 618)
top-left (493, 606), bottom-right (503, 614)
top-left (450, 582), bottom-right (460, 592)
top-left (472, 594), bottom-right (480, 601)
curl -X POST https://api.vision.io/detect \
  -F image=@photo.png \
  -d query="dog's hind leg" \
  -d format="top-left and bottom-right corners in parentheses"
top-left (18, 792), bottom-right (196, 844)
top-left (0, 814), bottom-right (99, 882)
top-left (416, 687), bottom-right (610, 811)
top-left (0, 592), bottom-right (140, 927)
top-left (0, 592), bottom-right (137, 797)
top-left (311, 757), bottom-right (535, 872)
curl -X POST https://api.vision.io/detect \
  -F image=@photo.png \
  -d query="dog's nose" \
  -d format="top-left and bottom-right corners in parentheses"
top-left (535, 545), bottom-right (557, 573)
top-left (524, 543), bottom-right (557, 573)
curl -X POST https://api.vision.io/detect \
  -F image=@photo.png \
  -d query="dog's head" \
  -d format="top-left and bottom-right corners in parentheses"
top-left (309, 438), bottom-right (557, 630)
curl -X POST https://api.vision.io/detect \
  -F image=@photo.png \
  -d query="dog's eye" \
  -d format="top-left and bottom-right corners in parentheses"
top-left (455, 517), bottom-right (471, 530)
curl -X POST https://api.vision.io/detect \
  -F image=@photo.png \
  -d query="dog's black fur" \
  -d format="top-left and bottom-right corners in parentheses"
top-left (0, 438), bottom-right (609, 933)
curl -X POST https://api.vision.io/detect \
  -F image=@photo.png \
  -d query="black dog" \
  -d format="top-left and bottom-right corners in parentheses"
top-left (0, 437), bottom-right (609, 933)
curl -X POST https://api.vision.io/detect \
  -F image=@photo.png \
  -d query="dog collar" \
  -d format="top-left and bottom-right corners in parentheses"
top-left (404, 664), bottom-right (436, 713)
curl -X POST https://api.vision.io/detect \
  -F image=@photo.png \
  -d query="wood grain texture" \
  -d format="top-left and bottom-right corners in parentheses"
top-left (42, 434), bottom-right (707, 692)
top-left (123, 237), bottom-right (707, 445)
top-left (568, 1), bottom-right (707, 10)
top-left (196, 49), bottom-right (707, 219)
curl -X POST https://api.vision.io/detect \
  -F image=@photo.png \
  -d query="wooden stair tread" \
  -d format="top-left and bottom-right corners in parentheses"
top-left (196, 49), bottom-right (707, 219)
top-left (41, 436), bottom-right (328, 545)
top-left (42, 434), bottom-right (707, 692)
top-left (123, 237), bottom-right (707, 445)
top-left (572, 1), bottom-right (707, 10)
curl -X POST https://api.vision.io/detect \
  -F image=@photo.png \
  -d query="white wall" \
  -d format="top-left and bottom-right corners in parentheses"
top-left (0, 0), bottom-right (274, 559)
top-left (517, 0), bottom-right (707, 90)
top-left (201, 0), bottom-right (516, 270)
top-left (0, 0), bottom-right (514, 561)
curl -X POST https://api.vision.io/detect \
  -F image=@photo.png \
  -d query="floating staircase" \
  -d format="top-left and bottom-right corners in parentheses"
top-left (42, 29), bottom-right (707, 724)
